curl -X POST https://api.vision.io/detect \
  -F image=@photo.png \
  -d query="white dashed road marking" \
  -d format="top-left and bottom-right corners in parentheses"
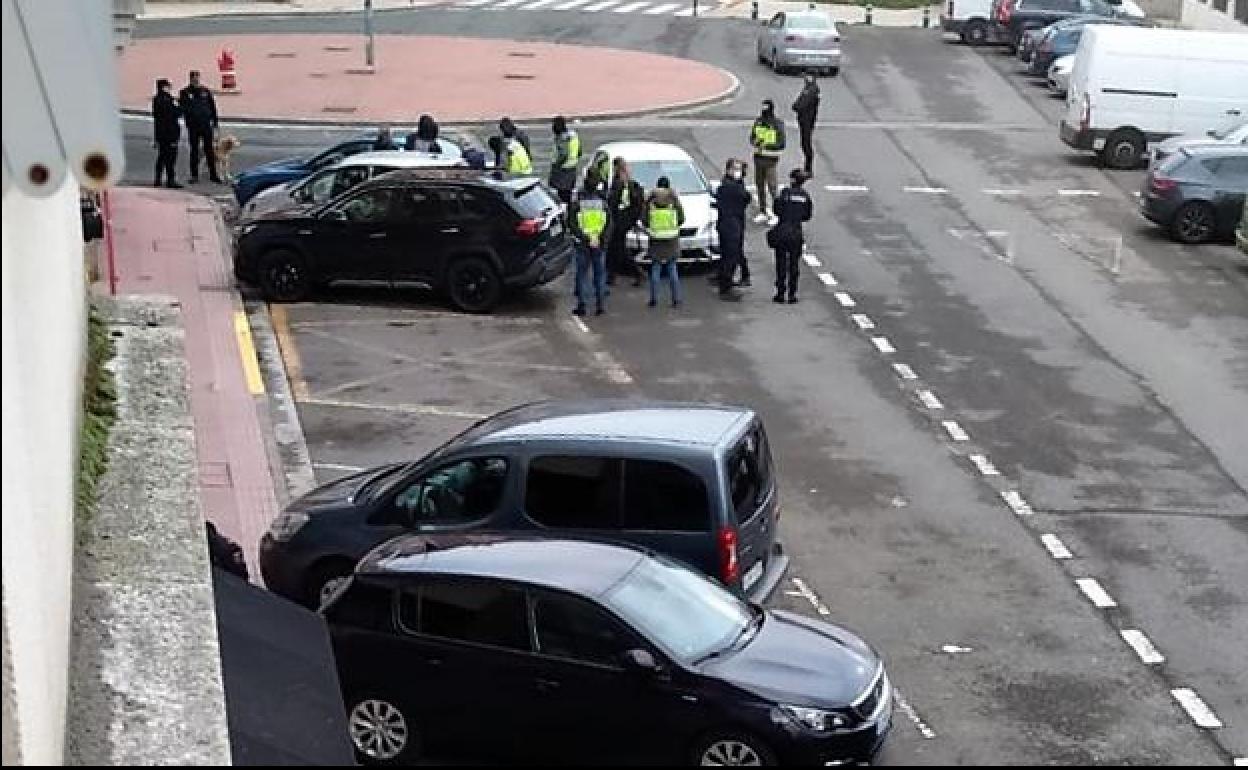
top-left (593, 351), bottom-right (634, 385)
top-left (583, 0), bottom-right (619, 10)
top-left (1171, 688), bottom-right (1223, 729)
top-left (1058, 189), bottom-right (1102, 197)
top-left (643, 1), bottom-right (682, 11)
top-left (871, 336), bottom-right (896, 354)
top-left (851, 313), bottom-right (875, 330)
top-left (788, 577), bottom-right (831, 616)
top-left (824, 184), bottom-right (870, 192)
top-left (941, 420), bottom-right (970, 442)
top-left (892, 362), bottom-right (918, 380)
top-left (1040, 533), bottom-right (1073, 560)
top-left (969, 453), bottom-right (999, 476)
top-left (313, 461), bottom-right (365, 473)
top-left (802, 252), bottom-right (822, 268)
top-left (1120, 629), bottom-right (1165, 665)
top-left (833, 291), bottom-right (856, 307)
top-left (572, 316), bottom-right (590, 334)
top-left (982, 188), bottom-right (1022, 196)
top-left (1001, 489), bottom-right (1033, 516)
top-left (1076, 577), bottom-right (1118, 609)
top-left (554, 0), bottom-right (591, 7)
top-left (916, 389), bottom-right (944, 410)
top-left (1232, 758), bottom-right (1248, 766)
top-left (893, 690), bottom-right (938, 739)
top-left (903, 185), bottom-right (949, 194)
top-left (612, 1), bottom-right (649, 10)
top-left (817, 272), bottom-right (838, 287)
top-left (521, 0), bottom-right (559, 7)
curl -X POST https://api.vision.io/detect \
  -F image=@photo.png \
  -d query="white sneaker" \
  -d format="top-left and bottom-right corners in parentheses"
top-left (753, 212), bottom-right (770, 224)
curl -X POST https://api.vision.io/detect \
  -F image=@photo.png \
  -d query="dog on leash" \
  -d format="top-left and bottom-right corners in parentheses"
top-left (215, 134), bottom-right (241, 182)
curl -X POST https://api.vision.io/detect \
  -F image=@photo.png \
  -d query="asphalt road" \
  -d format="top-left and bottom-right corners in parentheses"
top-left (124, 9), bottom-right (1248, 766)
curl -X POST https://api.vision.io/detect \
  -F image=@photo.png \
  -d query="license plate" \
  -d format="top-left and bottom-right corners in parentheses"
top-left (742, 560), bottom-right (764, 593)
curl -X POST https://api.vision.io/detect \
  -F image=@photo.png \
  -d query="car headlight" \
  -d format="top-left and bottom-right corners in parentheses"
top-left (237, 222), bottom-right (260, 238)
top-left (268, 510), bottom-right (309, 541)
top-left (773, 704), bottom-right (855, 732)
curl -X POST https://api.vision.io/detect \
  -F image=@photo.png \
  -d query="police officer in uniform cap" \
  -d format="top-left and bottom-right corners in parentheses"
top-left (770, 168), bottom-right (813, 304)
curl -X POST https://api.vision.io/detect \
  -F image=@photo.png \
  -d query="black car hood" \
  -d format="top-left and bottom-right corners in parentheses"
top-left (288, 463), bottom-right (405, 512)
top-left (701, 610), bottom-right (879, 709)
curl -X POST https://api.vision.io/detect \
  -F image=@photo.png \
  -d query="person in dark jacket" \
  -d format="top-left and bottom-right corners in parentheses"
top-left (770, 168), bottom-right (813, 304)
top-left (151, 78), bottom-right (182, 188)
top-left (549, 115), bottom-right (581, 205)
top-left (715, 158), bottom-right (752, 298)
top-left (205, 521), bottom-right (249, 580)
top-left (499, 117), bottom-right (531, 158)
top-left (792, 74), bottom-right (821, 175)
top-left (405, 114), bottom-right (441, 152)
top-left (179, 70), bottom-right (221, 183)
top-left (749, 99), bottom-right (786, 224)
top-left (373, 125), bottom-right (397, 150)
top-left (605, 156), bottom-right (646, 287)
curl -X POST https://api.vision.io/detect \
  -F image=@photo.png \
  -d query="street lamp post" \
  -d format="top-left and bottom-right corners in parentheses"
top-left (365, 0), bottom-right (375, 69)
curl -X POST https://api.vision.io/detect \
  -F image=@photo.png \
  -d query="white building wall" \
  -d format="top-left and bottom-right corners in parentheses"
top-left (1, 178), bottom-right (87, 765)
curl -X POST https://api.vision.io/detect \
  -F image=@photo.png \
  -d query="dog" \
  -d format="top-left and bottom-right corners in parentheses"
top-left (214, 134), bottom-right (241, 182)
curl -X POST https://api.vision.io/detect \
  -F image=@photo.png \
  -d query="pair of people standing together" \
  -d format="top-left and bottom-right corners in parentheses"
top-left (151, 70), bottom-right (221, 188)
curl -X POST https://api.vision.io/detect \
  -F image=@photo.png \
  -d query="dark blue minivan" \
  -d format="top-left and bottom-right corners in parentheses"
top-left (260, 400), bottom-right (790, 608)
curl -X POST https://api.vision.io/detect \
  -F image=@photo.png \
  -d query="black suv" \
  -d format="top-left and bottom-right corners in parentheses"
top-left (260, 400), bottom-right (790, 609)
top-left (233, 169), bottom-right (572, 313)
top-left (992, 0), bottom-right (1127, 51)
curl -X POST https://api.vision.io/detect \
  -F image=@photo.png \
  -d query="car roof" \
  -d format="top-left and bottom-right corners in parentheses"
top-left (593, 141), bottom-right (696, 164)
top-left (1178, 144), bottom-right (1248, 160)
top-left (357, 534), bottom-right (648, 597)
top-left (333, 150), bottom-right (465, 169)
top-left (359, 168), bottom-right (535, 189)
top-left (440, 399), bottom-right (752, 451)
top-left (784, 9), bottom-right (832, 24)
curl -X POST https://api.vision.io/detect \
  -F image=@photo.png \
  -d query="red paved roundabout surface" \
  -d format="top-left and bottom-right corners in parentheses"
top-left (119, 34), bottom-right (737, 123)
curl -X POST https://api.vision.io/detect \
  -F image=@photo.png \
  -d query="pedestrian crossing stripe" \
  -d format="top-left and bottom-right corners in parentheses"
top-left (453, 0), bottom-right (714, 14)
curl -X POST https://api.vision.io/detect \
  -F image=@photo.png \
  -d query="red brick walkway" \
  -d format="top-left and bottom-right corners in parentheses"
top-left (109, 187), bottom-right (276, 577)
top-left (119, 34), bottom-right (737, 123)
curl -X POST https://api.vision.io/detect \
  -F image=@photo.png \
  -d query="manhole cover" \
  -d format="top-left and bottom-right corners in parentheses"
top-left (323, 45), bottom-right (352, 52)
top-left (508, 51), bottom-right (536, 57)
top-left (504, 73), bottom-right (536, 80)
top-left (323, 105), bottom-right (359, 114)
top-left (266, 51), bottom-right (297, 58)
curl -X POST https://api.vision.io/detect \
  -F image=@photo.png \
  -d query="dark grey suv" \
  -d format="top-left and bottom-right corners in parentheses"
top-left (260, 400), bottom-right (791, 608)
top-left (1140, 145), bottom-right (1248, 243)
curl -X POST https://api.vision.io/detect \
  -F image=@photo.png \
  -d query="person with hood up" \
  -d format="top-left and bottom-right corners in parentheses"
top-left (749, 99), bottom-right (786, 225)
top-left (606, 156), bottom-right (646, 288)
top-left (499, 117), bottom-right (532, 158)
top-left (715, 158), bottom-right (753, 299)
top-left (644, 176), bottom-right (686, 308)
top-left (792, 74), bottom-right (821, 175)
top-left (568, 169), bottom-right (610, 317)
top-left (769, 168), bottom-right (813, 304)
top-left (549, 115), bottom-right (582, 205)
top-left (405, 114), bottom-right (441, 152)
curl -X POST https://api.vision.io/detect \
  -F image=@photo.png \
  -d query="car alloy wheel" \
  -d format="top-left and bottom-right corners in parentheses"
top-left (318, 575), bottom-right (351, 607)
top-left (1173, 202), bottom-right (1216, 244)
top-left (349, 699), bottom-right (409, 762)
top-left (1102, 130), bottom-right (1144, 170)
top-left (447, 256), bottom-right (502, 313)
top-left (700, 739), bottom-right (765, 766)
top-left (259, 250), bottom-right (311, 302)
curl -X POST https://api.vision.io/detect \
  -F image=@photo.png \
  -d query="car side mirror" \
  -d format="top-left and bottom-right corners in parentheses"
top-left (622, 648), bottom-right (662, 675)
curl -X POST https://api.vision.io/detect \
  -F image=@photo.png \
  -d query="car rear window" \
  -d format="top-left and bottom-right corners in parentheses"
top-left (511, 182), bottom-right (558, 219)
top-left (788, 12), bottom-right (832, 28)
top-left (621, 459), bottom-right (711, 532)
top-left (726, 425), bottom-right (773, 524)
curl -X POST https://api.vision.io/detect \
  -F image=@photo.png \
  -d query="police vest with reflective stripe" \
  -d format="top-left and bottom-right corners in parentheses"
top-left (648, 204), bottom-right (680, 239)
top-left (753, 122), bottom-right (780, 156)
top-left (507, 139), bottom-right (532, 174)
top-left (561, 131), bottom-right (581, 170)
top-left (577, 198), bottom-right (607, 238)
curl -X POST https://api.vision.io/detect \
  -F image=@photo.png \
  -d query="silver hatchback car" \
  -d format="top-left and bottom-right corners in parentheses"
top-left (756, 8), bottom-right (842, 76)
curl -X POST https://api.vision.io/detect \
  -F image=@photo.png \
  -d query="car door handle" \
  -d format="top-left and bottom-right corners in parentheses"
top-left (423, 656), bottom-right (444, 667)
top-left (440, 226), bottom-right (460, 234)
top-left (297, 229), bottom-right (313, 236)
top-left (534, 678), bottom-right (561, 692)
top-left (368, 232), bottom-right (387, 239)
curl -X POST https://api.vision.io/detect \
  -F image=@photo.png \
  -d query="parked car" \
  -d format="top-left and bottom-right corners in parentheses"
top-left (238, 150), bottom-right (466, 222)
top-left (756, 8), bottom-right (842, 75)
top-left (233, 168), bottom-right (570, 312)
top-left (1139, 145), bottom-right (1248, 243)
top-left (991, 0), bottom-right (1134, 52)
top-left (260, 400), bottom-right (790, 608)
top-left (1047, 53), bottom-right (1074, 96)
top-left (1061, 26), bottom-right (1248, 169)
top-left (231, 137), bottom-right (463, 205)
top-left (1026, 16), bottom-right (1136, 76)
top-left (593, 141), bottom-right (720, 263)
top-left (1237, 198), bottom-right (1248, 255)
top-left (327, 534), bottom-right (892, 765)
top-left (1151, 121), bottom-right (1248, 169)
top-left (942, 0), bottom-right (1007, 45)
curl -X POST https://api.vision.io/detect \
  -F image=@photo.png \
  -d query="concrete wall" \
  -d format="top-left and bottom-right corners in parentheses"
top-left (1, 178), bottom-right (87, 765)
top-left (1180, 0), bottom-right (1247, 28)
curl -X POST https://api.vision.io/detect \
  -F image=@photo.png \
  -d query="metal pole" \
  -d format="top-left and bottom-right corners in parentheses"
top-left (693, 0), bottom-right (698, 16)
top-left (365, 0), bottom-right (375, 69)
top-left (102, 190), bottom-right (118, 295)
top-left (751, 0), bottom-right (758, 19)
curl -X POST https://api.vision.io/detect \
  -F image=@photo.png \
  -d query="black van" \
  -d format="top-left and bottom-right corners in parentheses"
top-left (259, 400), bottom-right (790, 608)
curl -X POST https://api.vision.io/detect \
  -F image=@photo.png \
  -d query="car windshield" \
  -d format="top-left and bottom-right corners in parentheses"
top-left (602, 557), bottom-right (753, 664)
top-left (627, 160), bottom-right (708, 195)
top-left (1212, 123), bottom-right (1248, 142)
top-left (788, 13), bottom-right (832, 28)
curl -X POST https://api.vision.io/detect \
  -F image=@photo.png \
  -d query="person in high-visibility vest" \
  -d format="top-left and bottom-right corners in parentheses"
top-left (549, 115), bottom-right (582, 205)
top-left (569, 169), bottom-right (610, 316)
top-left (749, 99), bottom-right (786, 225)
top-left (644, 176), bottom-right (686, 308)
top-left (505, 136), bottom-right (533, 175)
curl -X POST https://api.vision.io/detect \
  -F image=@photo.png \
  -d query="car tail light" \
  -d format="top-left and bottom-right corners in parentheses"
top-left (1079, 94), bottom-right (1091, 133)
top-left (1150, 175), bottom-right (1178, 193)
top-left (515, 217), bottom-right (543, 237)
top-left (718, 527), bottom-right (740, 585)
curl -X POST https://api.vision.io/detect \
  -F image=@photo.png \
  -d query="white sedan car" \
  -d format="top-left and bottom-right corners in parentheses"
top-left (592, 141), bottom-right (718, 263)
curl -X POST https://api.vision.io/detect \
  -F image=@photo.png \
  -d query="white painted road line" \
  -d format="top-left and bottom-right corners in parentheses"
top-left (1058, 189), bottom-right (1102, 197)
top-left (1040, 533), bottom-right (1073, 560)
top-left (312, 461), bottom-right (365, 473)
top-left (818, 272), bottom-right (838, 287)
top-left (893, 690), bottom-right (937, 739)
top-left (643, 1), bottom-right (682, 11)
top-left (521, 0), bottom-right (559, 7)
top-left (593, 351), bottom-right (634, 385)
top-left (493, 0), bottom-right (530, 7)
top-left (572, 316), bottom-right (590, 334)
top-left (802, 252), bottom-right (822, 268)
top-left (1120, 629), bottom-right (1165, 665)
top-left (851, 313), bottom-right (875, 330)
top-left (942, 420), bottom-right (970, 442)
top-left (554, 0), bottom-right (591, 7)
top-left (903, 185), bottom-right (948, 194)
top-left (789, 577), bottom-right (831, 616)
top-left (892, 362), bottom-right (918, 380)
top-left (1171, 688), bottom-right (1223, 729)
top-left (1001, 489), bottom-right (1033, 516)
top-left (871, 336), bottom-right (896, 354)
top-left (916, 389), bottom-right (944, 410)
top-left (983, 188), bottom-right (1022, 196)
top-left (969, 453), bottom-right (999, 476)
top-left (674, 5), bottom-right (696, 13)
top-left (1076, 577), bottom-right (1118, 609)
top-left (583, 0), bottom-right (620, 9)
top-left (824, 184), bottom-right (870, 192)
top-left (833, 291), bottom-right (856, 307)
top-left (1232, 758), bottom-right (1248, 766)
top-left (612, 0), bottom-right (649, 10)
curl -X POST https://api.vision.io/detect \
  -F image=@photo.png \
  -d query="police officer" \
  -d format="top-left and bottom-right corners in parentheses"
top-left (645, 177), bottom-right (686, 308)
top-left (504, 133), bottom-right (533, 175)
top-left (549, 115), bottom-right (582, 205)
top-left (151, 78), bottom-right (182, 188)
top-left (715, 158), bottom-right (752, 299)
top-left (771, 168), bottom-right (813, 304)
top-left (749, 99), bottom-right (786, 225)
top-left (179, 70), bottom-right (221, 184)
top-left (569, 169), bottom-right (610, 316)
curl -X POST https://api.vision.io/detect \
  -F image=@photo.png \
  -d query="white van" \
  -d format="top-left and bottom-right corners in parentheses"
top-left (1060, 26), bottom-right (1248, 169)
top-left (940, 0), bottom-right (1003, 45)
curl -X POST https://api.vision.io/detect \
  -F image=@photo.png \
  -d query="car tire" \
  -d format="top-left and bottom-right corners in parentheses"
top-left (691, 731), bottom-right (777, 767)
top-left (347, 696), bottom-right (420, 765)
top-left (305, 558), bottom-right (355, 609)
top-left (827, 66), bottom-right (840, 77)
top-left (258, 248), bottom-right (312, 302)
top-left (446, 255), bottom-right (503, 314)
top-left (1100, 129), bottom-right (1145, 170)
top-left (1170, 201), bottom-right (1218, 244)
top-left (962, 19), bottom-right (990, 45)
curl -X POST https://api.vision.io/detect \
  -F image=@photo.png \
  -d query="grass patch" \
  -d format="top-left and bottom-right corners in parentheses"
top-left (813, 0), bottom-right (935, 9)
top-left (76, 302), bottom-right (117, 520)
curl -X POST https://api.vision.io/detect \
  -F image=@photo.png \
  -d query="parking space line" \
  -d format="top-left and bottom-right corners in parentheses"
top-left (674, 6), bottom-right (696, 14)
top-left (916, 389), bottom-right (944, 410)
top-left (312, 461), bottom-right (366, 473)
top-left (1076, 577), bottom-right (1117, 609)
top-left (892, 362), bottom-right (918, 380)
top-left (299, 396), bottom-right (488, 420)
top-left (802, 252), bottom-right (822, 268)
top-left (824, 184), bottom-right (870, 192)
top-left (521, 0), bottom-right (560, 7)
top-left (851, 313), bottom-right (875, 330)
top-left (583, 0), bottom-right (620, 10)
top-left (941, 420), bottom-right (969, 442)
top-left (788, 577), bottom-right (831, 616)
top-left (1120, 630), bottom-right (1165, 665)
top-left (818, 272), bottom-right (838, 287)
top-left (643, 1), bottom-right (682, 11)
top-left (1058, 189), bottom-right (1102, 197)
top-left (833, 291), bottom-right (856, 307)
top-left (968, 453), bottom-right (999, 475)
top-left (1040, 533), bottom-right (1073, 560)
top-left (893, 689), bottom-right (938, 739)
top-left (871, 336), bottom-right (896, 354)
top-left (553, 0), bottom-right (591, 7)
top-left (982, 188), bottom-right (1022, 196)
top-left (612, 1), bottom-right (649, 10)
top-left (1001, 489), bottom-right (1033, 516)
top-left (233, 311), bottom-right (266, 396)
top-left (269, 304), bottom-right (310, 401)
top-left (903, 186), bottom-right (948, 194)
top-left (1170, 688), bottom-right (1223, 729)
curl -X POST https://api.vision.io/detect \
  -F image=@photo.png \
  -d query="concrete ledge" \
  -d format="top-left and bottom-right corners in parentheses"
top-left (66, 295), bottom-right (231, 766)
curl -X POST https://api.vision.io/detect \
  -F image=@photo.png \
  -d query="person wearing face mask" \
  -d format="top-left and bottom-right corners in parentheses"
top-left (792, 74), bottom-right (821, 176)
top-left (749, 99), bottom-right (786, 226)
top-left (769, 168), bottom-right (813, 304)
top-left (714, 158), bottom-right (752, 299)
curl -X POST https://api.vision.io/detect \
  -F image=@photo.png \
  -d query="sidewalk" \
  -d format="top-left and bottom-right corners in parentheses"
top-left (107, 187), bottom-right (278, 575)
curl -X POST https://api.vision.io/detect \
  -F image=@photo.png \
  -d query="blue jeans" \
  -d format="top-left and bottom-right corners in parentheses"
top-left (574, 242), bottom-right (607, 308)
top-left (649, 258), bottom-right (683, 305)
